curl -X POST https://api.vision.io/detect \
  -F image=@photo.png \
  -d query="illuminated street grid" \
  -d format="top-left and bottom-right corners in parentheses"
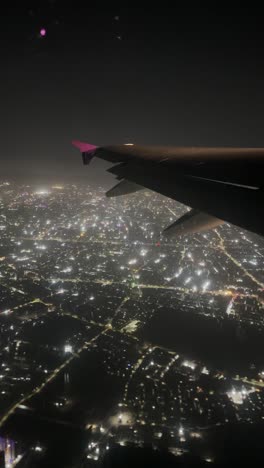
top-left (0, 181), bottom-right (264, 463)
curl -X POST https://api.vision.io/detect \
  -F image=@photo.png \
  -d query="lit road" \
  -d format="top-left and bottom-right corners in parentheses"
top-left (123, 345), bottom-right (155, 402)
top-left (1, 298), bottom-right (54, 317)
top-left (234, 376), bottom-right (264, 389)
top-left (47, 277), bottom-right (262, 303)
top-left (108, 296), bottom-right (130, 326)
top-left (165, 206), bottom-right (181, 217)
top-left (16, 236), bottom-right (192, 248)
top-left (215, 231), bottom-right (264, 289)
top-left (0, 329), bottom-right (107, 429)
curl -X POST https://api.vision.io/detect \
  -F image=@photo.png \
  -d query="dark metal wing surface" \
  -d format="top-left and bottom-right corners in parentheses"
top-left (72, 141), bottom-right (264, 237)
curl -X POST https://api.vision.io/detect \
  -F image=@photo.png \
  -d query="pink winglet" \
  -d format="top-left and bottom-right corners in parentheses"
top-left (72, 140), bottom-right (98, 153)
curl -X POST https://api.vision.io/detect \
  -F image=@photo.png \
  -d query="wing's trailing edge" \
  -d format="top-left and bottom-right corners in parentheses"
top-left (163, 209), bottom-right (224, 237)
top-left (72, 141), bottom-right (264, 237)
top-left (106, 180), bottom-right (143, 198)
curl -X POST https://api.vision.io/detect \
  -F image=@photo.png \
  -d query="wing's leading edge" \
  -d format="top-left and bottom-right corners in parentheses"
top-left (72, 141), bottom-right (264, 237)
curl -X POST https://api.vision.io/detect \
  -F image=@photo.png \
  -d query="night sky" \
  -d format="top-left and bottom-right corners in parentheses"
top-left (2, 4), bottom-right (264, 181)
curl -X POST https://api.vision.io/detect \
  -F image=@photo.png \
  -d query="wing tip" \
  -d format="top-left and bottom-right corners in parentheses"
top-left (72, 140), bottom-right (98, 153)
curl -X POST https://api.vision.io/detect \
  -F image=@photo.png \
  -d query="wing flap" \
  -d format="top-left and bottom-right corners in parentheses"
top-left (163, 209), bottom-right (223, 237)
top-left (106, 180), bottom-right (143, 197)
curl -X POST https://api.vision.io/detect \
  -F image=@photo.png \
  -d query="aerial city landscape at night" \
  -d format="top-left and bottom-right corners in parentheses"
top-left (0, 181), bottom-right (264, 466)
top-left (3, 4), bottom-right (264, 466)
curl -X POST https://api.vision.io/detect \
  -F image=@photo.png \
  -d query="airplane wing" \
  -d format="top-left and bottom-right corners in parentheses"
top-left (72, 141), bottom-right (264, 237)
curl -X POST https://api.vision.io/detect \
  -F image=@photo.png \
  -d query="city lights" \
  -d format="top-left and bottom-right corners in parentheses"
top-left (34, 446), bottom-right (42, 452)
top-left (182, 360), bottom-right (196, 370)
top-left (64, 344), bottom-right (73, 354)
top-left (0, 183), bottom-right (263, 465)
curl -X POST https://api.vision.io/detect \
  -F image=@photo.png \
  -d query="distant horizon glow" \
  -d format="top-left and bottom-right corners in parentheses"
top-left (35, 189), bottom-right (49, 195)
